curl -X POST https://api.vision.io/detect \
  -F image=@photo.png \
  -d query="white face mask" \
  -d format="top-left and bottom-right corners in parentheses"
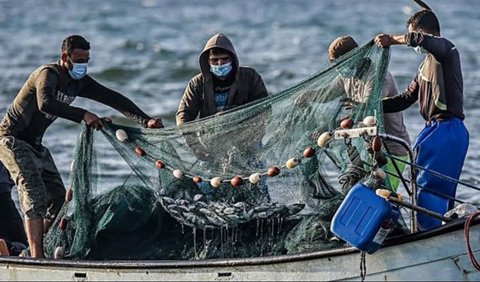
top-left (413, 46), bottom-right (428, 55)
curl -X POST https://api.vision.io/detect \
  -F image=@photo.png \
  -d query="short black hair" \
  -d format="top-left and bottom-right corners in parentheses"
top-left (406, 9), bottom-right (440, 35)
top-left (61, 35), bottom-right (90, 54)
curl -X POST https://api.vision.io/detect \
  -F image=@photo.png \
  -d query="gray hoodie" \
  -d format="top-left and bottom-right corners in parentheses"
top-left (176, 33), bottom-right (268, 126)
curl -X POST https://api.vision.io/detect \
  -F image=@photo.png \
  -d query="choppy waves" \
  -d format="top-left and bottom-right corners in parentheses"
top-left (1, 0), bottom-right (479, 202)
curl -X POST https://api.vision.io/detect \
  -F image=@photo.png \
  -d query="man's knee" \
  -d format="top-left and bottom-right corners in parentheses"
top-left (24, 207), bottom-right (46, 220)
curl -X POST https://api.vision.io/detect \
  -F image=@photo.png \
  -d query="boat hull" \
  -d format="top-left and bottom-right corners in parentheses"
top-left (1, 220), bottom-right (479, 281)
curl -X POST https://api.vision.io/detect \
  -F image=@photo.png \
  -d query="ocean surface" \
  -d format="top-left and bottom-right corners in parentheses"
top-left (0, 0), bottom-right (479, 204)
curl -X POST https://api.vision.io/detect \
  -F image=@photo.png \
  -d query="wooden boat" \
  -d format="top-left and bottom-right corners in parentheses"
top-left (1, 218), bottom-right (479, 281)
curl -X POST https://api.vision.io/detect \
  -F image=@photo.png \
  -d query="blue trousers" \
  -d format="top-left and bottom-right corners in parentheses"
top-left (415, 118), bottom-right (469, 230)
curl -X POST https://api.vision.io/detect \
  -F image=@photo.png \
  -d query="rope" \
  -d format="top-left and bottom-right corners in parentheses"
top-left (338, 164), bottom-right (365, 185)
top-left (362, 160), bottom-right (479, 206)
top-left (360, 251), bottom-right (367, 281)
top-left (385, 153), bottom-right (480, 192)
top-left (465, 211), bottom-right (480, 271)
top-left (338, 164), bottom-right (366, 194)
top-left (381, 139), bottom-right (411, 195)
top-left (338, 144), bottom-right (367, 194)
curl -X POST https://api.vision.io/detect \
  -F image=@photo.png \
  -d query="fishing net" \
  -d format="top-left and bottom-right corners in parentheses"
top-left (44, 41), bottom-right (390, 260)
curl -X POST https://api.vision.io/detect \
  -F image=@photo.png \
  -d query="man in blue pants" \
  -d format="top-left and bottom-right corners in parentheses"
top-left (375, 9), bottom-right (469, 230)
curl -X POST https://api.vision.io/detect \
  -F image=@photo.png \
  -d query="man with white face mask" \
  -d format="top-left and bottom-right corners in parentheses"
top-left (176, 33), bottom-right (268, 125)
top-left (375, 9), bottom-right (469, 230)
top-left (0, 35), bottom-right (164, 258)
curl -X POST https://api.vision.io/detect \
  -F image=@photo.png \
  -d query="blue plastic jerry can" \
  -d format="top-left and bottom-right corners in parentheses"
top-left (331, 182), bottom-right (400, 254)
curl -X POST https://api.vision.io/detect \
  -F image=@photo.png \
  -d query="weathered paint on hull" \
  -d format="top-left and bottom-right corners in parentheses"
top-left (1, 221), bottom-right (479, 281)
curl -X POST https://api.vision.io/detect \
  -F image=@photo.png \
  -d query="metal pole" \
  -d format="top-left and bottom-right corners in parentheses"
top-left (388, 196), bottom-right (452, 223)
top-left (378, 133), bottom-right (417, 232)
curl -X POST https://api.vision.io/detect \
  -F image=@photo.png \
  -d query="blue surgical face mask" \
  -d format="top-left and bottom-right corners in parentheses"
top-left (413, 46), bottom-right (428, 55)
top-left (68, 58), bottom-right (88, 80)
top-left (210, 62), bottom-right (232, 77)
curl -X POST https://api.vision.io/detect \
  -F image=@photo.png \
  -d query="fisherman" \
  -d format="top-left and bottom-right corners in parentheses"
top-left (176, 33), bottom-right (270, 202)
top-left (176, 33), bottom-right (268, 126)
top-left (0, 35), bottom-right (164, 258)
top-left (328, 36), bottom-right (411, 192)
top-left (375, 9), bottom-right (469, 230)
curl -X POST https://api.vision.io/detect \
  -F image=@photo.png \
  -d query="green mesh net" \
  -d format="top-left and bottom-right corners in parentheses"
top-left (44, 41), bottom-right (390, 260)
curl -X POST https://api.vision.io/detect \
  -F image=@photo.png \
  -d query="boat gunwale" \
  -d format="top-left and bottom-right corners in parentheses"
top-left (0, 217), bottom-right (477, 270)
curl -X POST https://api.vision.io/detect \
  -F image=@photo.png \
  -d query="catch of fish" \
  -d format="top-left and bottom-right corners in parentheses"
top-left (159, 194), bottom-right (305, 229)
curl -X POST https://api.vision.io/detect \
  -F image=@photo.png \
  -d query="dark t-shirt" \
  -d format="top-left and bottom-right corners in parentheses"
top-left (213, 76), bottom-right (234, 112)
top-left (0, 62), bottom-right (151, 147)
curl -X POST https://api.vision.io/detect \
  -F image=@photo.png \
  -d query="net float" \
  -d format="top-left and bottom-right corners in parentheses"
top-left (65, 189), bottom-right (73, 202)
top-left (115, 129), bottom-right (128, 142)
top-left (193, 176), bottom-right (202, 183)
top-left (303, 147), bottom-right (316, 158)
top-left (286, 158), bottom-right (299, 169)
top-left (317, 132), bottom-right (332, 148)
top-left (135, 147), bottom-right (146, 157)
top-left (267, 166), bottom-right (280, 177)
top-left (230, 176), bottom-right (243, 187)
top-left (173, 169), bottom-right (183, 178)
top-left (373, 168), bottom-right (386, 180)
top-left (155, 160), bottom-right (165, 169)
top-left (54, 246), bottom-right (64, 259)
top-left (372, 136), bottom-right (382, 152)
top-left (340, 118), bottom-right (353, 129)
top-left (363, 116), bottom-right (377, 126)
top-left (249, 173), bottom-right (261, 184)
top-left (210, 177), bottom-right (223, 188)
top-left (59, 217), bottom-right (68, 230)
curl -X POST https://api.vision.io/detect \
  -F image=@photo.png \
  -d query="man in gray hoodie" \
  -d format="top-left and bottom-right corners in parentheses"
top-left (176, 33), bottom-right (268, 125)
top-left (176, 33), bottom-right (270, 202)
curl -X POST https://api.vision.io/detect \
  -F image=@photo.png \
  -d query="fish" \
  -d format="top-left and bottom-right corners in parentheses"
top-left (223, 208), bottom-right (236, 215)
top-left (162, 197), bottom-right (175, 204)
top-left (226, 214), bottom-right (241, 221)
top-left (256, 212), bottom-right (269, 219)
top-left (199, 208), bottom-right (216, 217)
top-left (233, 202), bottom-right (246, 208)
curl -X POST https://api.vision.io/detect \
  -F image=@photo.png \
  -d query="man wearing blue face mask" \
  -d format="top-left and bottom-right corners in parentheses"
top-left (176, 33), bottom-right (268, 125)
top-left (375, 9), bottom-right (469, 230)
top-left (176, 33), bottom-right (270, 203)
top-left (0, 34), bottom-right (164, 258)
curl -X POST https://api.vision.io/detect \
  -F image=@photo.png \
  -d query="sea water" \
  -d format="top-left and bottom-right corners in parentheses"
top-left (1, 0), bottom-right (479, 204)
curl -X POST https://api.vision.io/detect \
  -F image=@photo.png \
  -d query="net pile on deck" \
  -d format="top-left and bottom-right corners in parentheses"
top-left (44, 41), bottom-right (389, 260)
